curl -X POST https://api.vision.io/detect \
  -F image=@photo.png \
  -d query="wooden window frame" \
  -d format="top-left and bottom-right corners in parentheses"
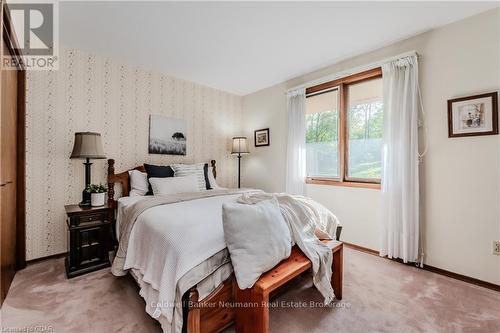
top-left (305, 67), bottom-right (382, 190)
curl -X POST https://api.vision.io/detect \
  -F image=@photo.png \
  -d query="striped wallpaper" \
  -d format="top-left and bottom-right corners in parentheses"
top-left (26, 47), bottom-right (242, 260)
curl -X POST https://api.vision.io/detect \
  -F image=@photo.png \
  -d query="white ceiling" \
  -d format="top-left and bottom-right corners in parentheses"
top-left (60, 2), bottom-right (499, 95)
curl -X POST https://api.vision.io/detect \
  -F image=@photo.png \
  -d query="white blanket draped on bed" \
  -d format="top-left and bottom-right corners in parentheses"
top-left (237, 192), bottom-right (340, 304)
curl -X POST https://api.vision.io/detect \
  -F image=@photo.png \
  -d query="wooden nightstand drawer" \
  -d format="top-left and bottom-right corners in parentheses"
top-left (73, 213), bottom-right (108, 227)
top-left (64, 204), bottom-right (114, 278)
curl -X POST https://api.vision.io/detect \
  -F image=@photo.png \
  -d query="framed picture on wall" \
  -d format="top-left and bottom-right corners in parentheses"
top-left (254, 128), bottom-right (270, 147)
top-left (148, 115), bottom-right (187, 155)
top-left (448, 92), bottom-right (498, 138)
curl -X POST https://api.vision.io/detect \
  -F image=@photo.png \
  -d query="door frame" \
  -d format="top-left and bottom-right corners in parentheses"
top-left (2, 2), bottom-right (26, 269)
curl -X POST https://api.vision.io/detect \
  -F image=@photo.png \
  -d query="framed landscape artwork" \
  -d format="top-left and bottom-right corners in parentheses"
top-left (148, 115), bottom-right (187, 155)
top-left (254, 128), bottom-right (270, 147)
top-left (448, 92), bottom-right (498, 138)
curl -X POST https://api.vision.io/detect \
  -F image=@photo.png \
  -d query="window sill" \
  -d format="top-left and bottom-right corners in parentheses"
top-left (306, 178), bottom-right (381, 190)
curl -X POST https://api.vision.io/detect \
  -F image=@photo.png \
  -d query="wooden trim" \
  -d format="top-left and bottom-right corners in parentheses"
top-left (345, 242), bottom-right (500, 293)
top-left (306, 67), bottom-right (383, 187)
top-left (447, 92), bottom-right (498, 138)
top-left (2, 3), bottom-right (25, 70)
top-left (16, 69), bottom-right (26, 269)
top-left (306, 177), bottom-right (381, 189)
top-left (338, 83), bottom-right (346, 181)
top-left (343, 242), bottom-right (379, 255)
top-left (26, 252), bottom-right (67, 265)
top-left (423, 264), bottom-right (500, 293)
top-left (306, 67), bottom-right (382, 95)
top-left (2, 2), bottom-right (27, 269)
top-left (344, 176), bottom-right (381, 184)
top-left (305, 87), bottom-right (338, 98)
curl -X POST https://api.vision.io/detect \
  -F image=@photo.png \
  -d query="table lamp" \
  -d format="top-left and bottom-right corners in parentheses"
top-left (70, 132), bottom-right (106, 206)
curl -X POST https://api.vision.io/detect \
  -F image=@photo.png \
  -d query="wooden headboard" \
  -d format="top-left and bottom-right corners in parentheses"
top-left (107, 159), bottom-right (217, 207)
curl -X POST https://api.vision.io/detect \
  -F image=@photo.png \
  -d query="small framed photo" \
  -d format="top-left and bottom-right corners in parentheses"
top-left (254, 128), bottom-right (270, 147)
top-left (448, 92), bottom-right (498, 138)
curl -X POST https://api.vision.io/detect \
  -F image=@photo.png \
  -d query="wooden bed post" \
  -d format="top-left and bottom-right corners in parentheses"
top-left (107, 159), bottom-right (115, 205)
top-left (211, 160), bottom-right (216, 179)
top-left (187, 288), bottom-right (201, 333)
top-left (235, 288), bottom-right (269, 333)
top-left (332, 244), bottom-right (343, 300)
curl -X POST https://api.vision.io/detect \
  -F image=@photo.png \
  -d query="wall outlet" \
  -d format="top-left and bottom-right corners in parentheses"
top-left (494, 241), bottom-right (500, 256)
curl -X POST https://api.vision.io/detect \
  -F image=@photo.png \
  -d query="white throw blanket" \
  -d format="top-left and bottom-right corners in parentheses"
top-left (237, 192), bottom-right (340, 304)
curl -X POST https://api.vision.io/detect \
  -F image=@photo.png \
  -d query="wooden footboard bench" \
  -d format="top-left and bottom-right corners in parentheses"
top-left (185, 240), bottom-right (343, 333)
top-left (234, 240), bottom-right (343, 333)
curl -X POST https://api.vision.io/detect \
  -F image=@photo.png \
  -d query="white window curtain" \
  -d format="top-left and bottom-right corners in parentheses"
top-left (285, 88), bottom-right (306, 195)
top-left (380, 55), bottom-right (420, 263)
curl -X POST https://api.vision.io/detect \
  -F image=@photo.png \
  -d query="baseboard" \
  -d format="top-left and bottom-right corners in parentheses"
top-left (343, 242), bottom-right (500, 293)
top-left (26, 252), bottom-right (67, 265)
top-left (343, 242), bottom-right (379, 256)
top-left (423, 264), bottom-right (500, 292)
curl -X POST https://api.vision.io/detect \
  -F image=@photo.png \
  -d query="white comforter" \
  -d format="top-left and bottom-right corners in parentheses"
top-left (120, 193), bottom-right (247, 323)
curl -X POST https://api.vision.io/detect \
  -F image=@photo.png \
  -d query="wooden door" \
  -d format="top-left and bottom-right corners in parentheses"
top-left (0, 37), bottom-right (18, 305)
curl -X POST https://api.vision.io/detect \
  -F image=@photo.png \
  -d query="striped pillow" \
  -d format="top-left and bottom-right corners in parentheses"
top-left (170, 163), bottom-right (207, 191)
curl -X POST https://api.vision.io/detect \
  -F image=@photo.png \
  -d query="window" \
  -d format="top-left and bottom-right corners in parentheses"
top-left (305, 68), bottom-right (383, 188)
top-left (346, 77), bottom-right (383, 180)
top-left (306, 89), bottom-right (339, 178)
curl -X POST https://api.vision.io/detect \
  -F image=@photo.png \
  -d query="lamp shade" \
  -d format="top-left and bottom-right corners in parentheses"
top-left (231, 137), bottom-right (249, 155)
top-left (70, 132), bottom-right (106, 159)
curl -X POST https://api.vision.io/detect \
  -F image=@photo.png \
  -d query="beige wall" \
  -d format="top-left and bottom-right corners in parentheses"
top-left (242, 8), bottom-right (500, 284)
top-left (26, 48), bottom-right (242, 260)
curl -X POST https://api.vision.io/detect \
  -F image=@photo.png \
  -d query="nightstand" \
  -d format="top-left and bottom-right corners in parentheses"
top-left (64, 204), bottom-right (113, 278)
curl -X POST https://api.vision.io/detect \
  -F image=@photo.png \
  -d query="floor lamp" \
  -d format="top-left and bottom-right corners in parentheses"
top-left (231, 137), bottom-right (249, 188)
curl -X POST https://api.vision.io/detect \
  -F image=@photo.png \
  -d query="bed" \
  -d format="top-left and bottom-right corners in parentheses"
top-left (107, 159), bottom-right (342, 333)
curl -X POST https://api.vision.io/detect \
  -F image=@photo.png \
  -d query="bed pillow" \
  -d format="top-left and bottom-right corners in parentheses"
top-left (207, 167), bottom-right (220, 189)
top-left (128, 170), bottom-right (149, 196)
top-left (149, 175), bottom-right (200, 196)
top-left (143, 163), bottom-right (175, 195)
top-left (222, 198), bottom-right (291, 289)
top-left (170, 163), bottom-right (210, 191)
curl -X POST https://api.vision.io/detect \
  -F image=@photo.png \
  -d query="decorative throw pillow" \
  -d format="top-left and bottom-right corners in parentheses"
top-left (128, 170), bottom-right (149, 196)
top-left (170, 163), bottom-right (209, 191)
top-left (149, 175), bottom-right (200, 196)
top-left (143, 164), bottom-right (175, 195)
top-left (222, 198), bottom-right (292, 289)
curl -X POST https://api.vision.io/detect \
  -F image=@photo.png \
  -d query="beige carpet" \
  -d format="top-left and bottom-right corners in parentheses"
top-left (2, 248), bottom-right (500, 333)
